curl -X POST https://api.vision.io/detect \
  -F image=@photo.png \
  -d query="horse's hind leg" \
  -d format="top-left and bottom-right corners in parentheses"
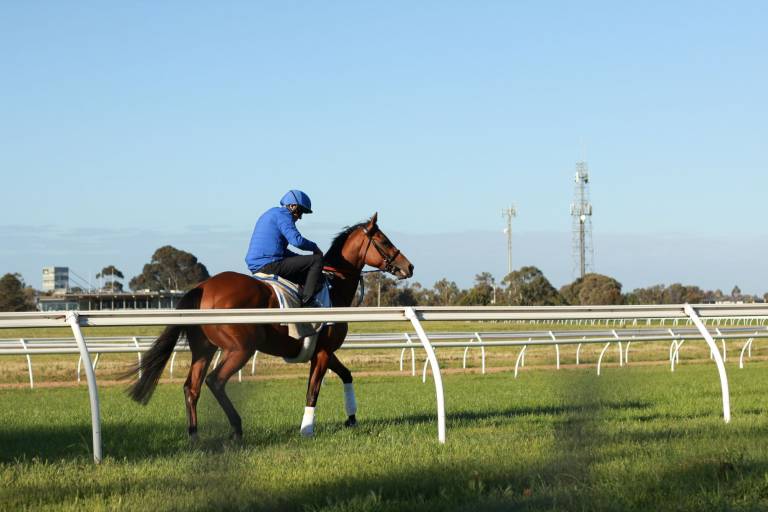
top-left (328, 353), bottom-right (357, 427)
top-left (205, 346), bottom-right (256, 440)
top-left (184, 327), bottom-right (216, 440)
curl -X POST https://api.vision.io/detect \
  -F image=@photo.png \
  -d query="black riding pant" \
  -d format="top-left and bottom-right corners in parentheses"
top-left (257, 254), bottom-right (323, 303)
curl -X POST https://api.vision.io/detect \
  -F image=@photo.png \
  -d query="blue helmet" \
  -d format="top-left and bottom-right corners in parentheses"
top-left (280, 189), bottom-right (313, 214)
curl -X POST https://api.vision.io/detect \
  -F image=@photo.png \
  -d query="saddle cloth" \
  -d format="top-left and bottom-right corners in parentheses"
top-left (251, 273), bottom-right (322, 364)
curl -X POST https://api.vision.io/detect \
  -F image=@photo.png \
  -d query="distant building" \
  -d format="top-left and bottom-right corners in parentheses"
top-left (38, 290), bottom-right (186, 312)
top-left (42, 267), bottom-right (69, 293)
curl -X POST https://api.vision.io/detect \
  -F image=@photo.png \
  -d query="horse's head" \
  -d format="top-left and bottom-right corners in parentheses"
top-left (351, 213), bottom-right (414, 279)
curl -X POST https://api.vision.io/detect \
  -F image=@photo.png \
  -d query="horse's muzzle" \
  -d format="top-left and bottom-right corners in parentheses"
top-left (396, 263), bottom-right (414, 280)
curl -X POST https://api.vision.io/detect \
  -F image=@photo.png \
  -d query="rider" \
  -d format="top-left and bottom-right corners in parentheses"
top-left (245, 190), bottom-right (324, 307)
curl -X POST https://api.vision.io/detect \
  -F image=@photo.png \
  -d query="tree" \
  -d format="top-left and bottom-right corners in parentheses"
top-left (560, 273), bottom-right (623, 305)
top-left (665, 284), bottom-right (704, 304)
top-left (731, 285), bottom-right (742, 301)
top-left (459, 272), bottom-right (495, 306)
top-left (502, 266), bottom-right (563, 306)
top-left (423, 278), bottom-right (462, 306)
top-left (625, 284), bottom-right (664, 305)
top-left (0, 273), bottom-right (36, 311)
top-left (97, 265), bottom-right (125, 292)
top-left (360, 273), bottom-right (419, 306)
top-left (129, 246), bottom-right (210, 291)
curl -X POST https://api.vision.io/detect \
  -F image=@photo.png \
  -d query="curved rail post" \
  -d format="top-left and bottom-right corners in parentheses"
top-left (668, 339), bottom-right (677, 371)
top-left (251, 351), bottom-right (259, 375)
top-left (18, 338), bottom-right (33, 389)
top-left (597, 342), bottom-right (611, 376)
top-left (624, 338), bottom-right (633, 364)
top-left (673, 340), bottom-right (685, 369)
top-left (521, 338), bottom-right (529, 367)
top-left (401, 334), bottom-right (409, 371)
top-left (169, 338), bottom-right (185, 379)
top-left (612, 330), bottom-right (623, 367)
top-left (668, 329), bottom-right (678, 371)
top-left (684, 304), bottom-right (731, 423)
top-left (66, 312), bottom-right (102, 464)
top-left (131, 337), bottom-right (142, 379)
top-left (404, 307), bottom-right (446, 444)
top-left (475, 333), bottom-right (486, 374)
top-left (514, 345), bottom-right (527, 378)
top-left (548, 331), bottom-right (560, 369)
top-left (406, 334), bottom-right (416, 376)
top-left (716, 328), bottom-right (727, 362)
top-left (461, 337), bottom-right (473, 369)
top-left (739, 337), bottom-right (755, 369)
top-left (576, 336), bottom-right (585, 365)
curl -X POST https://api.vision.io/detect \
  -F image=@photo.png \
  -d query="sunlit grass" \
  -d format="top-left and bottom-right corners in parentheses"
top-left (1, 363), bottom-right (767, 511)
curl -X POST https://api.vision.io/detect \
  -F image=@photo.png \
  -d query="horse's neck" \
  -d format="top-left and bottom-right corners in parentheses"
top-left (326, 242), bottom-right (365, 307)
top-left (330, 271), bottom-right (361, 307)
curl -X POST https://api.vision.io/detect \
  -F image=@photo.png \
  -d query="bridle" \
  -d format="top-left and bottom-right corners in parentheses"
top-left (361, 225), bottom-right (401, 275)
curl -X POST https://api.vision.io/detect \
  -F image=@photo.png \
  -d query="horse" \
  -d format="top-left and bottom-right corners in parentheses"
top-left (126, 213), bottom-right (413, 440)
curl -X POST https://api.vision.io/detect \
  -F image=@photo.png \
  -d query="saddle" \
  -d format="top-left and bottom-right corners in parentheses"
top-left (250, 273), bottom-right (332, 363)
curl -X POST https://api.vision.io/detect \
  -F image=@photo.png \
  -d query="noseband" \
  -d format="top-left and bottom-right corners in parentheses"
top-left (362, 225), bottom-right (401, 274)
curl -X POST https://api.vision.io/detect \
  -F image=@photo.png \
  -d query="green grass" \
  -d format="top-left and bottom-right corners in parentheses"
top-left (1, 362), bottom-right (768, 511)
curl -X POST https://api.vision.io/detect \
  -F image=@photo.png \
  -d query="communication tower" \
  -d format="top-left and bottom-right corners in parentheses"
top-left (501, 205), bottom-right (516, 276)
top-left (570, 162), bottom-right (593, 278)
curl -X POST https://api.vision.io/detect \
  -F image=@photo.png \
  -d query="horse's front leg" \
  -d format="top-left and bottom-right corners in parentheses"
top-left (327, 352), bottom-right (357, 427)
top-left (301, 349), bottom-right (330, 437)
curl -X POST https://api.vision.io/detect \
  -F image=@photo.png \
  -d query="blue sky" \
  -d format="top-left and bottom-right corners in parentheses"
top-left (1, 2), bottom-right (766, 293)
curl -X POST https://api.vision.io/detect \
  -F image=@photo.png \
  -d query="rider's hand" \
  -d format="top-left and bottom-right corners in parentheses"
top-left (313, 248), bottom-right (324, 256)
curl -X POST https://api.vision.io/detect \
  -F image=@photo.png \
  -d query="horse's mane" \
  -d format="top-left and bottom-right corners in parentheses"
top-left (325, 221), bottom-right (367, 259)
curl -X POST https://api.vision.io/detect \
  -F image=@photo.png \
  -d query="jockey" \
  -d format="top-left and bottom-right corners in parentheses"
top-left (245, 190), bottom-right (324, 307)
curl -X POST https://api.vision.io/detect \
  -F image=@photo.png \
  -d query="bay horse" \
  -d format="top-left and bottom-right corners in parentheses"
top-left (127, 213), bottom-right (413, 440)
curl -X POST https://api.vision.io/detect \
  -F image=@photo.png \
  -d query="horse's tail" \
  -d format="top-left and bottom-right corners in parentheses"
top-left (126, 286), bottom-right (203, 405)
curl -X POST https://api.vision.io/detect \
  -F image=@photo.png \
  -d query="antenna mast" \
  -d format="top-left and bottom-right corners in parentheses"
top-left (570, 162), bottom-right (593, 278)
top-left (501, 205), bottom-right (517, 276)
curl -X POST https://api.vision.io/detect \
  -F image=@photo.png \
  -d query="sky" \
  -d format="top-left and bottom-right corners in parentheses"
top-left (1, 2), bottom-right (767, 294)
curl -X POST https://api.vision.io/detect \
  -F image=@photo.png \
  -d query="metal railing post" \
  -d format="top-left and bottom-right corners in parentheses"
top-left (405, 307), bottom-right (446, 444)
top-left (132, 336), bottom-right (142, 379)
top-left (66, 312), bottom-right (103, 463)
top-left (475, 332), bottom-right (486, 374)
top-left (683, 304), bottom-right (731, 423)
top-left (548, 331), bottom-right (560, 369)
top-left (18, 338), bottom-right (34, 389)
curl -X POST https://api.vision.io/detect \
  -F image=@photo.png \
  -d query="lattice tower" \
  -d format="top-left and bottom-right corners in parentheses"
top-left (570, 162), bottom-right (594, 279)
top-left (501, 206), bottom-right (516, 277)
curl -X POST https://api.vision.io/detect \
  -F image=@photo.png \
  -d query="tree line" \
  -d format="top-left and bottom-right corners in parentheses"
top-left (359, 265), bottom-right (762, 307)
top-left (0, 247), bottom-right (762, 311)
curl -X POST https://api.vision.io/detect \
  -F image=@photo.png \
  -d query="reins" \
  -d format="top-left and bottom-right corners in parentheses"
top-left (323, 224), bottom-right (402, 307)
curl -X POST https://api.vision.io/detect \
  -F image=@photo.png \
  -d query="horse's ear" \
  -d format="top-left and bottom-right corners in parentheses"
top-left (367, 212), bottom-right (378, 228)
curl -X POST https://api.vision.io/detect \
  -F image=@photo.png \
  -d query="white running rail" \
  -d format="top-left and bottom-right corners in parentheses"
top-left (2, 303), bottom-right (768, 464)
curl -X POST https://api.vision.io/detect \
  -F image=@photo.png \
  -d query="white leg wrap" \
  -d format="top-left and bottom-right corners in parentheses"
top-left (344, 383), bottom-right (357, 416)
top-left (300, 406), bottom-right (315, 437)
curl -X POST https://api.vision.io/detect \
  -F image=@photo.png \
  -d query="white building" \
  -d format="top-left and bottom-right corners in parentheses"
top-left (42, 266), bottom-right (69, 293)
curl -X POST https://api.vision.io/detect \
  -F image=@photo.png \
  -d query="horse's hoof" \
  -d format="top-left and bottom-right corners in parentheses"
top-left (344, 415), bottom-right (357, 428)
top-left (229, 431), bottom-right (243, 442)
top-left (300, 425), bottom-right (315, 438)
top-left (188, 433), bottom-right (199, 444)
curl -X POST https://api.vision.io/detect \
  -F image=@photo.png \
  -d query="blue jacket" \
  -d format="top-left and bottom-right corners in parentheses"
top-left (245, 206), bottom-right (321, 272)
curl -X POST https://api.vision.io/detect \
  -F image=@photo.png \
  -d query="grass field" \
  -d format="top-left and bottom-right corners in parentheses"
top-left (1, 359), bottom-right (767, 511)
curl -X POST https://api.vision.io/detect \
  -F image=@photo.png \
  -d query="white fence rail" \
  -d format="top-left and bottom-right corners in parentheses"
top-left (2, 303), bottom-right (767, 464)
